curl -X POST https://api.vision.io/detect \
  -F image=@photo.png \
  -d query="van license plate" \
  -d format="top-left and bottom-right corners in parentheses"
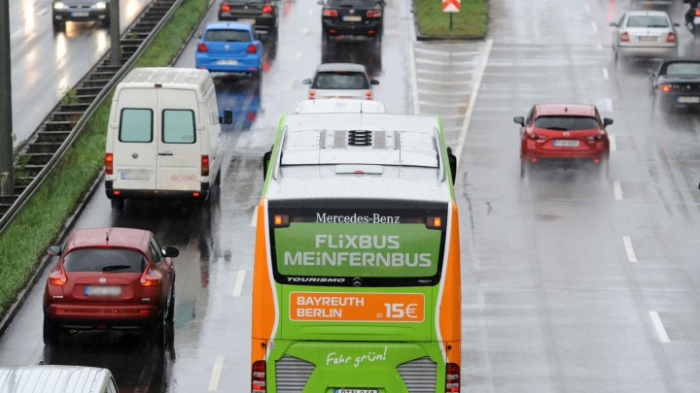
top-left (85, 286), bottom-right (122, 296)
top-left (120, 169), bottom-right (151, 180)
top-left (335, 390), bottom-right (377, 393)
top-left (238, 18), bottom-right (255, 24)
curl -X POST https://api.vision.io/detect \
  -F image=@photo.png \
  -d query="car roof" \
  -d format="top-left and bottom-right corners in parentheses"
top-left (67, 227), bottom-right (151, 251)
top-left (315, 63), bottom-right (368, 73)
top-left (0, 366), bottom-right (113, 393)
top-left (536, 104), bottom-right (596, 117)
top-left (204, 21), bottom-right (254, 31)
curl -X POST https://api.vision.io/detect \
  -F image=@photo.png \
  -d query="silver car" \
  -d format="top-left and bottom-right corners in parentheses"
top-left (302, 63), bottom-right (379, 100)
top-left (610, 10), bottom-right (679, 62)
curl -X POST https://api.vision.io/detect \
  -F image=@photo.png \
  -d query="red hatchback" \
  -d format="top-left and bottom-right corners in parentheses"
top-left (43, 227), bottom-right (178, 345)
top-left (515, 104), bottom-right (613, 176)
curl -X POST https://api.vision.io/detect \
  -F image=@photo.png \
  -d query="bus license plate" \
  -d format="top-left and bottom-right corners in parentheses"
top-left (335, 390), bottom-right (377, 393)
top-left (85, 286), bottom-right (121, 296)
top-left (553, 140), bottom-right (579, 147)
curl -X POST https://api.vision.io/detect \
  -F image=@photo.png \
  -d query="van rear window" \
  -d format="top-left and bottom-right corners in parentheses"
top-left (120, 109), bottom-right (153, 143)
top-left (163, 110), bottom-right (196, 144)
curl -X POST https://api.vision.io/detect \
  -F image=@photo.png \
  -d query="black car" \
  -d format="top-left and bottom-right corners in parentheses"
top-left (650, 58), bottom-right (700, 109)
top-left (52, 0), bottom-right (110, 31)
top-left (218, 0), bottom-right (278, 34)
top-left (319, 0), bottom-right (386, 39)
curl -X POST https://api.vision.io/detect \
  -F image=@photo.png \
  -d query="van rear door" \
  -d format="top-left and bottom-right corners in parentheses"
top-left (112, 89), bottom-right (157, 191)
top-left (157, 89), bottom-right (201, 192)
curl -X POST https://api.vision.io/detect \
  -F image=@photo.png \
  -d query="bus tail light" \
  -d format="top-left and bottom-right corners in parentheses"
top-left (105, 153), bottom-right (113, 175)
top-left (49, 265), bottom-right (67, 286)
top-left (445, 363), bottom-right (460, 392)
top-left (252, 361), bottom-right (266, 393)
top-left (201, 155), bottom-right (210, 177)
top-left (426, 216), bottom-right (443, 229)
top-left (273, 214), bottom-right (289, 227)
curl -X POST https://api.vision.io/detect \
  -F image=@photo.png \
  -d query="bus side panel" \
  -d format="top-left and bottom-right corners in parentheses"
top-left (251, 199), bottom-right (277, 362)
top-left (440, 202), bottom-right (462, 365)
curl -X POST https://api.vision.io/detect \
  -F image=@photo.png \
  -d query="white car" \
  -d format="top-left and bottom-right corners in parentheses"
top-left (610, 10), bottom-right (679, 63)
top-left (302, 63), bottom-right (379, 100)
top-left (294, 99), bottom-right (386, 113)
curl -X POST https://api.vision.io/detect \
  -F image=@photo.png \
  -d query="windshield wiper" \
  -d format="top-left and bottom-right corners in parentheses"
top-left (102, 265), bottom-right (132, 272)
top-left (545, 127), bottom-right (568, 131)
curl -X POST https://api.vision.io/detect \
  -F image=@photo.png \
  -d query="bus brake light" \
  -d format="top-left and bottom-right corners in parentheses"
top-left (446, 363), bottom-right (460, 392)
top-left (274, 214), bottom-right (289, 227)
top-left (427, 216), bottom-right (443, 229)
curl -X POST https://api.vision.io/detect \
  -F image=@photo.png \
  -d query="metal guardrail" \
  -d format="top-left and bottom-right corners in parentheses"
top-left (0, 0), bottom-right (184, 235)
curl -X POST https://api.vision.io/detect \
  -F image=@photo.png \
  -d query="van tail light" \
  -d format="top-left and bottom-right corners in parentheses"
top-left (365, 90), bottom-right (372, 100)
top-left (220, 2), bottom-right (230, 12)
top-left (309, 89), bottom-right (316, 99)
top-left (247, 43), bottom-right (258, 54)
top-left (262, 3), bottom-right (273, 13)
top-left (659, 84), bottom-right (672, 92)
top-left (666, 32), bottom-right (676, 43)
top-left (366, 10), bottom-right (381, 18)
top-left (49, 265), bottom-right (67, 286)
top-left (105, 153), bottom-right (113, 175)
top-left (197, 42), bottom-right (208, 52)
top-left (140, 267), bottom-right (160, 287)
top-left (323, 9), bottom-right (338, 17)
top-left (251, 360), bottom-right (266, 393)
top-left (621, 32), bottom-right (630, 42)
top-left (445, 363), bottom-right (460, 392)
top-left (201, 155), bottom-right (210, 177)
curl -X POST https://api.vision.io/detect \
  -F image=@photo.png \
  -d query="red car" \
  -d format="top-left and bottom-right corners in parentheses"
top-left (515, 104), bottom-right (613, 176)
top-left (43, 227), bottom-right (178, 345)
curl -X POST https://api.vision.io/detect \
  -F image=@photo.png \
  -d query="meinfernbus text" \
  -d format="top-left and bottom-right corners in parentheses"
top-left (252, 112), bottom-right (461, 393)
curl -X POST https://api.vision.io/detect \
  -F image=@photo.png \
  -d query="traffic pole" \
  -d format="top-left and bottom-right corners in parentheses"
top-left (0, 0), bottom-right (14, 196)
top-left (110, 0), bottom-right (120, 66)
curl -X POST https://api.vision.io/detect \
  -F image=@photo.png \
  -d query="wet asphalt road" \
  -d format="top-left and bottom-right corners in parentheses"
top-left (3, 0), bottom-right (700, 392)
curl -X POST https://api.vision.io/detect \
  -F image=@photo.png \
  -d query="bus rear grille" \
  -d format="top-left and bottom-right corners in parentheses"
top-left (397, 357), bottom-right (437, 392)
top-left (275, 355), bottom-right (315, 392)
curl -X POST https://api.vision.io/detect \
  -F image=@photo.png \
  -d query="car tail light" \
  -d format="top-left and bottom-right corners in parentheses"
top-left (587, 130), bottom-right (606, 141)
top-left (695, 9), bottom-right (700, 16)
top-left (221, 2), bottom-right (230, 12)
top-left (247, 43), bottom-right (257, 54)
top-left (446, 363), bottom-right (460, 392)
top-left (197, 42), bottom-right (208, 52)
top-left (49, 265), bottom-right (67, 286)
top-left (105, 153), bottom-right (113, 175)
top-left (666, 32), bottom-right (676, 43)
top-left (323, 9), bottom-right (338, 17)
top-left (366, 9), bottom-right (381, 18)
top-left (140, 267), bottom-right (160, 287)
top-left (659, 84), bottom-right (672, 92)
top-left (201, 155), bottom-right (210, 177)
top-left (262, 3), bottom-right (273, 13)
top-left (365, 90), bottom-right (372, 100)
top-left (252, 361), bottom-right (266, 393)
top-left (621, 32), bottom-right (630, 43)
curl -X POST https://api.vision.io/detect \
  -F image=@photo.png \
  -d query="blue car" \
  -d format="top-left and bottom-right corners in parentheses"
top-left (196, 22), bottom-right (263, 77)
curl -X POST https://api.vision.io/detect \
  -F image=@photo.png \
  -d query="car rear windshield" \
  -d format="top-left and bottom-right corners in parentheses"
top-left (627, 15), bottom-right (668, 28)
top-left (327, 0), bottom-right (378, 7)
top-left (666, 63), bottom-right (700, 76)
top-left (534, 116), bottom-right (599, 131)
top-left (204, 29), bottom-right (251, 42)
top-left (63, 249), bottom-right (147, 273)
top-left (312, 72), bottom-right (369, 89)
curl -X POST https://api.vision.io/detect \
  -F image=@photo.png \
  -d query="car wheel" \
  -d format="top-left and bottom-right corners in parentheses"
top-left (43, 318), bottom-right (61, 346)
top-left (149, 312), bottom-right (166, 345)
top-left (111, 198), bottom-right (124, 210)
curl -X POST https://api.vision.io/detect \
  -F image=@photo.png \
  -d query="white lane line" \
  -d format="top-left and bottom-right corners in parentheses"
top-left (456, 38), bottom-right (493, 160)
top-left (416, 69), bottom-right (474, 76)
top-left (287, 81), bottom-right (294, 91)
top-left (596, 42), bottom-right (604, 51)
top-left (232, 270), bottom-right (246, 297)
top-left (592, 22), bottom-right (599, 33)
top-left (295, 52), bottom-right (301, 61)
top-left (415, 58), bottom-right (473, 66)
top-left (606, 98), bottom-right (613, 112)
top-left (602, 68), bottom-right (609, 80)
top-left (413, 47), bottom-right (480, 56)
top-left (308, 7), bottom-right (313, 14)
top-left (418, 89), bottom-right (469, 97)
top-left (208, 356), bottom-right (225, 391)
top-left (584, 3), bottom-right (591, 12)
top-left (419, 101), bottom-right (467, 108)
top-left (609, 134), bottom-right (617, 151)
top-left (11, 30), bottom-right (22, 38)
top-left (623, 236), bottom-right (638, 262)
top-left (613, 181), bottom-right (623, 200)
top-left (439, 114), bottom-right (468, 121)
top-left (649, 311), bottom-right (670, 343)
top-left (410, 42), bottom-right (420, 114)
top-left (417, 78), bottom-right (470, 86)
top-left (302, 27), bottom-right (309, 36)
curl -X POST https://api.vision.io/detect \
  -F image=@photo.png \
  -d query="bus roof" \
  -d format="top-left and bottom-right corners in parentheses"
top-left (265, 113), bottom-right (453, 202)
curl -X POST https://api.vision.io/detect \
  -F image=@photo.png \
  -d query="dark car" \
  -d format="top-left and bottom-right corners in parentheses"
top-left (318, 0), bottom-right (386, 39)
top-left (218, 0), bottom-right (278, 34)
top-left (43, 227), bottom-right (178, 345)
top-left (650, 58), bottom-right (700, 109)
top-left (52, 0), bottom-right (111, 32)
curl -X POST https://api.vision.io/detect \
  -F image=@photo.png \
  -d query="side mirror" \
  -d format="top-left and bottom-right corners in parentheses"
top-left (317, 0), bottom-right (324, 4)
top-left (603, 118), bottom-right (613, 127)
top-left (513, 116), bottom-right (525, 126)
top-left (302, 78), bottom-right (312, 85)
top-left (263, 147), bottom-right (273, 180)
top-left (47, 245), bottom-right (61, 256)
top-left (674, 22), bottom-right (681, 27)
top-left (164, 246), bottom-right (179, 258)
top-left (609, 22), bottom-right (618, 27)
top-left (370, 79), bottom-right (380, 85)
top-left (222, 110), bottom-right (233, 124)
top-left (647, 69), bottom-right (657, 78)
top-left (446, 147), bottom-right (457, 185)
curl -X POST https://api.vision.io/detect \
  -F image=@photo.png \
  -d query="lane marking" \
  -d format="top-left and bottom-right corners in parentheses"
top-left (596, 42), bottom-right (604, 51)
top-left (418, 89), bottom-right (469, 97)
top-left (208, 356), bottom-right (225, 391)
top-left (232, 270), bottom-right (246, 297)
top-left (413, 47), bottom-right (480, 56)
top-left (584, 3), bottom-right (591, 12)
top-left (592, 22), bottom-right (598, 33)
top-left (609, 134), bottom-right (617, 151)
top-left (602, 67), bottom-right (609, 79)
top-left (439, 114), bottom-right (469, 121)
top-left (606, 98), bottom-right (613, 112)
top-left (456, 38), bottom-right (494, 160)
top-left (613, 181), bottom-right (623, 200)
top-left (308, 7), bottom-right (313, 14)
top-left (287, 80), bottom-right (294, 91)
top-left (415, 58), bottom-right (473, 66)
top-left (302, 27), bottom-right (309, 36)
top-left (649, 311), bottom-right (670, 343)
top-left (11, 30), bottom-right (21, 38)
top-left (409, 42), bottom-right (420, 114)
top-left (417, 78), bottom-right (470, 86)
top-left (419, 101), bottom-right (467, 108)
top-left (416, 68), bottom-right (474, 76)
top-left (623, 236), bottom-right (638, 262)
top-left (295, 51), bottom-right (301, 61)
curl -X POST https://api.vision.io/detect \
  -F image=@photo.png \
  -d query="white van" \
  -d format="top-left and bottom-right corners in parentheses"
top-left (0, 366), bottom-right (118, 393)
top-left (104, 67), bottom-right (231, 209)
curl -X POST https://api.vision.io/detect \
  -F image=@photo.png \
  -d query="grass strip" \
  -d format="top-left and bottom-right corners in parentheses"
top-left (414, 0), bottom-right (488, 38)
top-left (0, 0), bottom-right (209, 315)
